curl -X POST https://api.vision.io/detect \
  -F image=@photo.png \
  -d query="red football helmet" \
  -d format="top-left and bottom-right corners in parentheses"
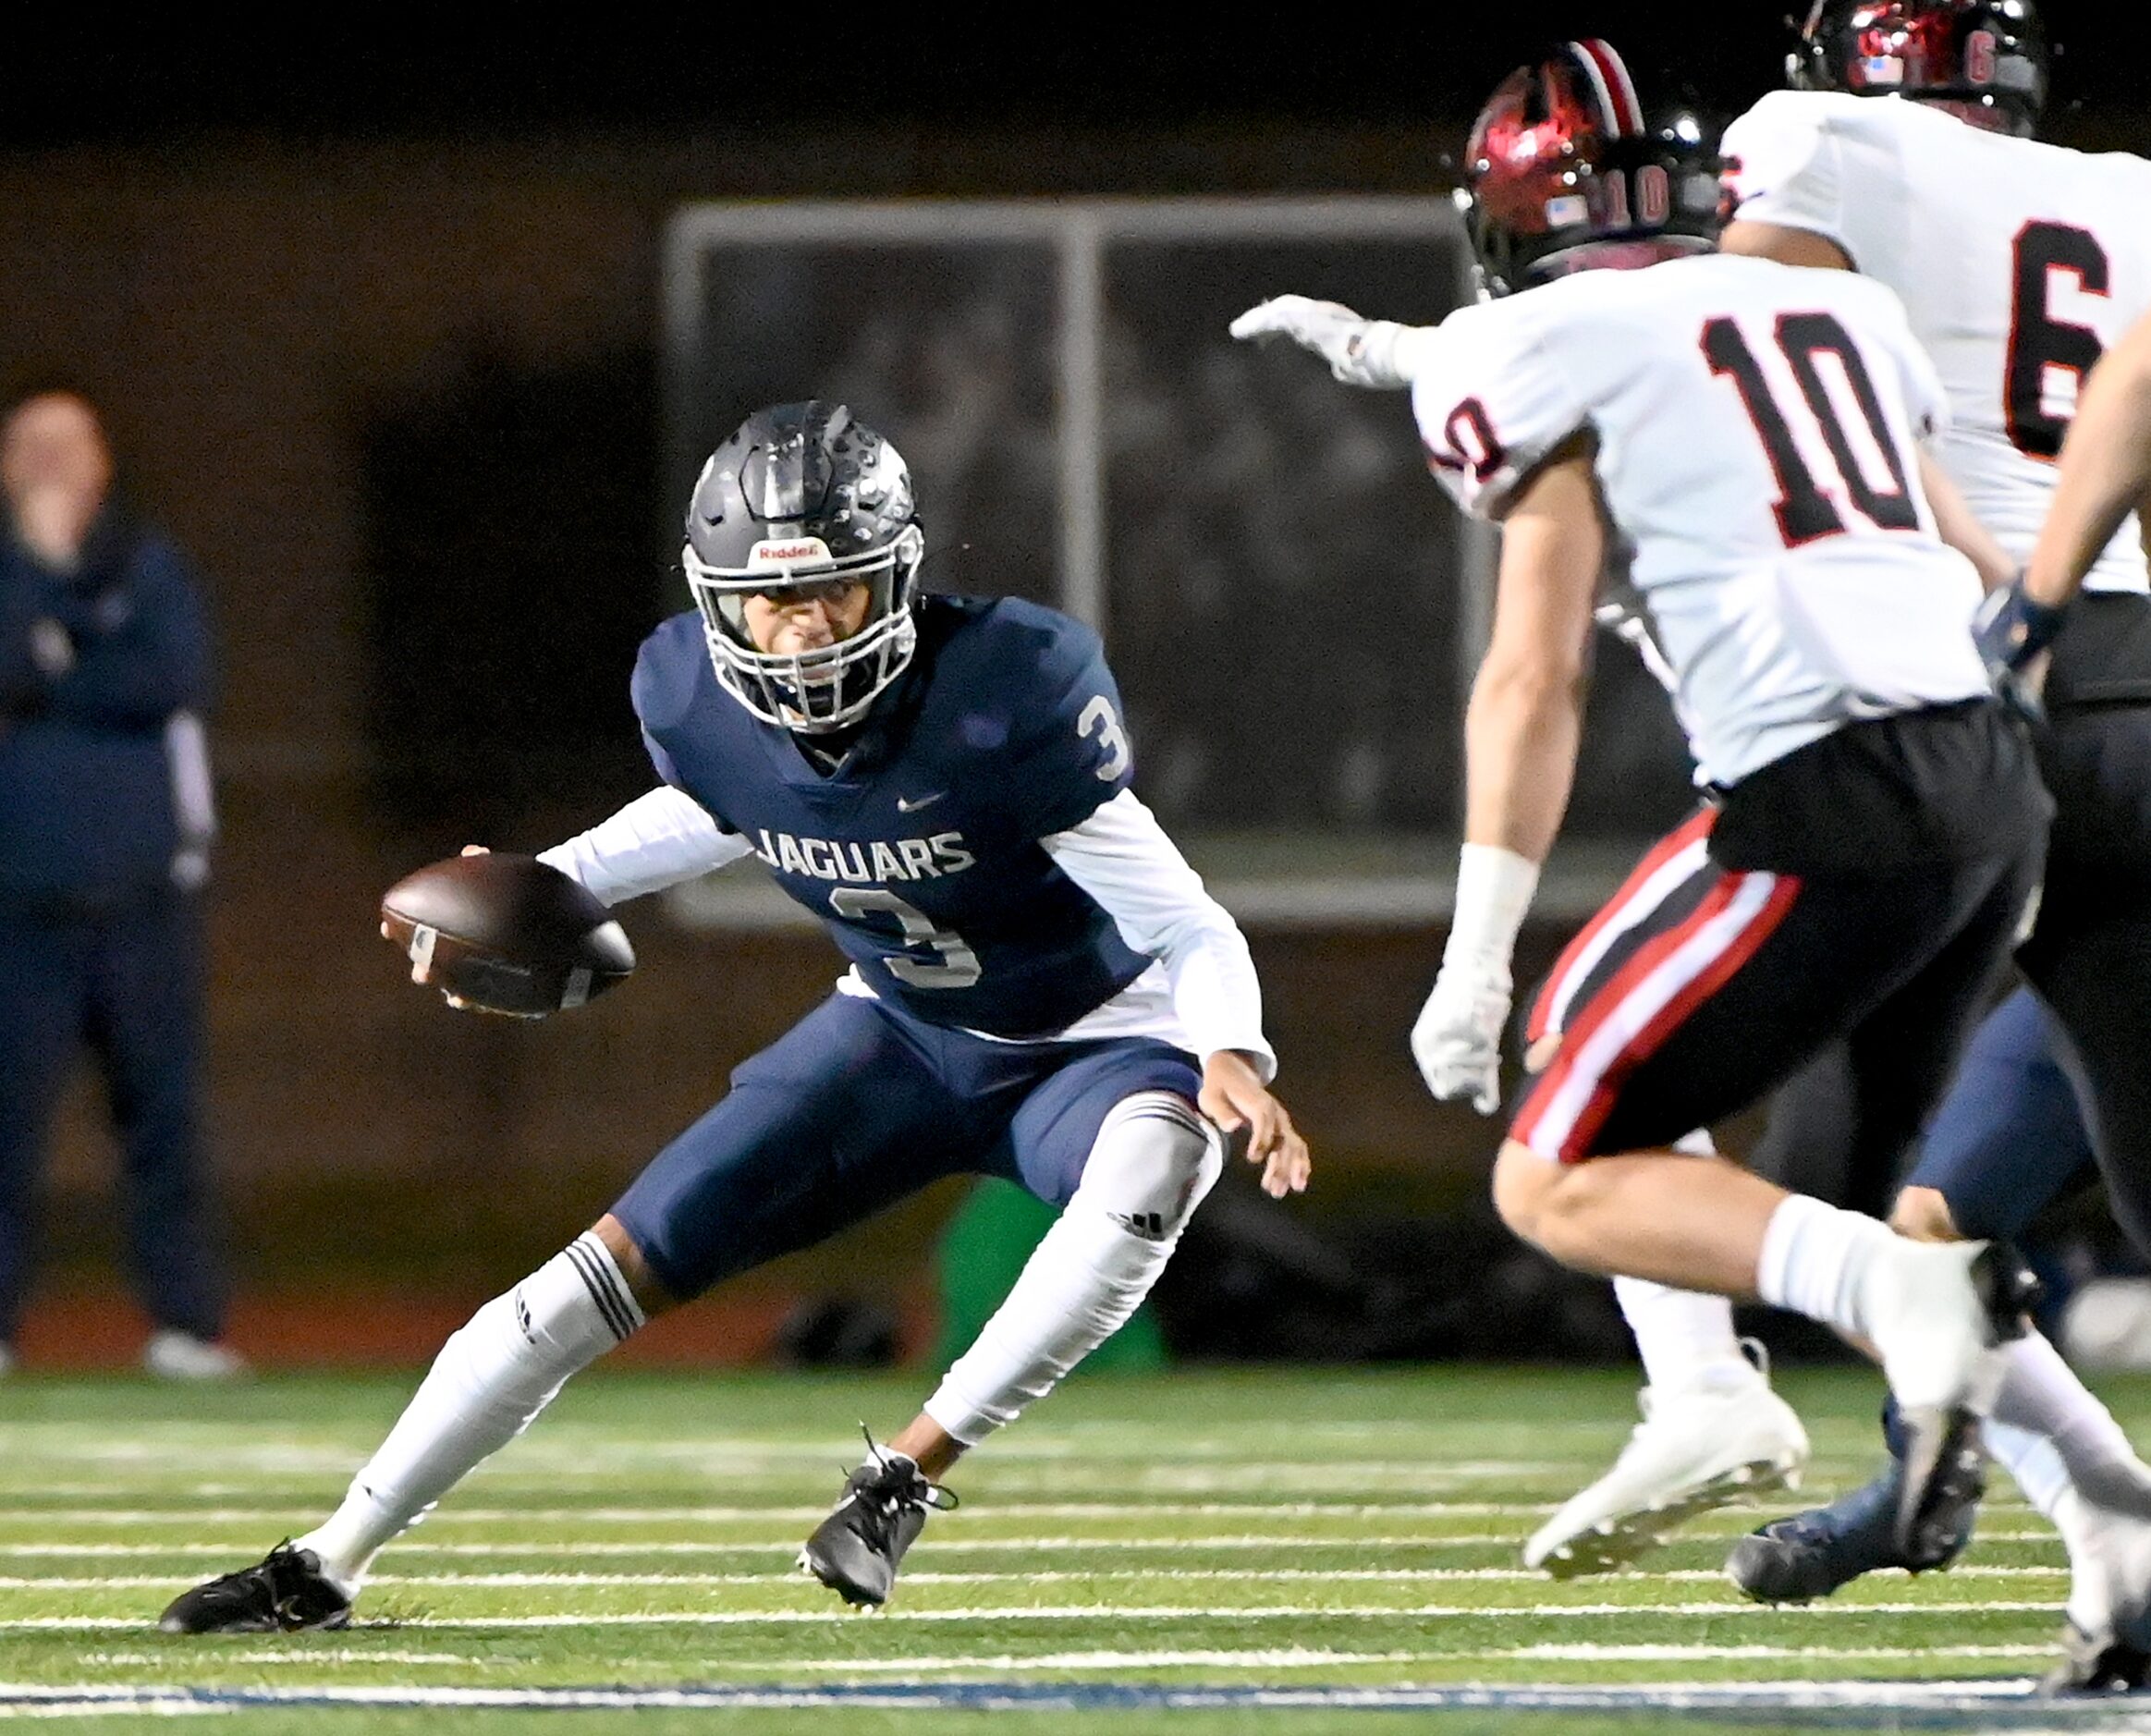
top-left (1460, 40), bottom-right (1722, 299)
top-left (1790, 1), bottom-right (2048, 136)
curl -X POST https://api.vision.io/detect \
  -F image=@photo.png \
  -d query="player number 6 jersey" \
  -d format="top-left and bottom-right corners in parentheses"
top-left (1722, 91), bottom-right (2151, 594)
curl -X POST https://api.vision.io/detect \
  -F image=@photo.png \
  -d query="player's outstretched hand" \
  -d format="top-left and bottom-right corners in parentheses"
top-left (1411, 964), bottom-right (1512, 1116)
top-left (1228, 296), bottom-right (1413, 390)
top-left (1201, 1051), bottom-right (1311, 1200)
top-left (376, 845), bottom-right (544, 1020)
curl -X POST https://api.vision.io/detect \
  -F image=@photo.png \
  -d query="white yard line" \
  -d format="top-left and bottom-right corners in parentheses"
top-left (0, 1529), bottom-right (2069, 1559)
top-left (740, 1648), bottom-right (1424, 1671)
top-left (0, 1597), bottom-right (2083, 1631)
top-left (687, 1643), bottom-right (2059, 1671)
top-left (0, 1563), bottom-right (2075, 1591)
top-left (0, 1499), bottom-right (2043, 1525)
top-left (67, 1652), bottom-right (475, 1669)
top-left (1503, 1642), bottom-right (2054, 1661)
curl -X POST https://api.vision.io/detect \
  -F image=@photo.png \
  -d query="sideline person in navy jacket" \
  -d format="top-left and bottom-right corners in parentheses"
top-left (0, 385), bottom-right (239, 1379)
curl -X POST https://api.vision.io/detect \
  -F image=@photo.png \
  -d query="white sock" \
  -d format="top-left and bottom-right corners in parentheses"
top-left (1988, 1419), bottom-right (2072, 1519)
top-left (1612, 1129), bottom-right (1751, 1392)
top-left (924, 1094), bottom-right (1219, 1445)
top-left (1992, 1330), bottom-right (2151, 1513)
top-left (295, 1233), bottom-right (642, 1588)
top-left (1754, 1193), bottom-right (1900, 1339)
top-left (1614, 1277), bottom-right (1752, 1392)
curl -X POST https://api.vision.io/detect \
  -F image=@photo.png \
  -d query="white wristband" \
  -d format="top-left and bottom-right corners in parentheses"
top-left (1344, 321), bottom-right (1419, 388)
top-left (1443, 843), bottom-right (1540, 973)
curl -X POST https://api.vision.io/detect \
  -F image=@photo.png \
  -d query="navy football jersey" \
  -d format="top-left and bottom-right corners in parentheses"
top-left (632, 595), bottom-right (1151, 1040)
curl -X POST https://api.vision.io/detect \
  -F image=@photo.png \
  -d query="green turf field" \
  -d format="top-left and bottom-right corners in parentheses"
top-left (3, 1363), bottom-right (2148, 1731)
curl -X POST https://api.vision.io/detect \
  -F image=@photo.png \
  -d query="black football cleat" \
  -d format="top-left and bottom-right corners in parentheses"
top-left (158, 1541), bottom-right (352, 1634)
top-left (1728, 1456), bottom-right (1972, 1604)
top-left (2044, 1619), bottom-right (2151, 1695)
top-left (798, 1435), bottom-right (957, 1608)
top-left (1894, 1403), bottom-right (1989, 1571)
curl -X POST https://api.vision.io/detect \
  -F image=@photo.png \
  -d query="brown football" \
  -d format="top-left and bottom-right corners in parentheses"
top-left (379, 852), bottom-right (635, 1016)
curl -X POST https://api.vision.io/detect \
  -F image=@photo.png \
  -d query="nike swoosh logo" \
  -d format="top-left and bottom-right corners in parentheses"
top-left (896, 792), bottom-right (946, 813)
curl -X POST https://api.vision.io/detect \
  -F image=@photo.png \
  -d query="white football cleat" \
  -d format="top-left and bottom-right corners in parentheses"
top-left (1525, 1364), bottom-right (1809, 1577)
top-left (1859, 1239), bottom-right (2035, 1569)
top-left (142, 1331), bottom-right (249, 1382)
top-left (2044, 1488), bottom-right (2151, 1693)
top-left (1861, 1240), bottom-right (2015, 1415)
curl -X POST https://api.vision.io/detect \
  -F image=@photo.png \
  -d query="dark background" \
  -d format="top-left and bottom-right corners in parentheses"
top-left (7, 7), bottom-right (2146, 147)
top-left (6, 5), bottom-right (2142, 1365)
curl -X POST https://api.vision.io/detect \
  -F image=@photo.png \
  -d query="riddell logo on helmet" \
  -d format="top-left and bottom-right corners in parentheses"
top-left (749, 539), bottom-right (832, 566)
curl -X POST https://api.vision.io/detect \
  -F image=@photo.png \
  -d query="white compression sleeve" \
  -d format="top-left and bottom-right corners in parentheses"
top-left (1990, 1330), bottom-right (2151, 1512)
top-left (924, 1093), bottom-right (1222, 1443)
top-left (537, 786), bottom-right (752, 906)
top-left (1043, 790), bottom-right (1274, 1078)
top-left (295, 1233), bottom-right (643, 1589)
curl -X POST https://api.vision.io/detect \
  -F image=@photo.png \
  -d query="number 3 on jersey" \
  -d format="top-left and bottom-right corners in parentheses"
top-left (1703, 312), bottom-right (1920, 548)
top-left (1078, 695), bottom-right (1130, 782)
top-left (827, 886), bottom-right (981, 988)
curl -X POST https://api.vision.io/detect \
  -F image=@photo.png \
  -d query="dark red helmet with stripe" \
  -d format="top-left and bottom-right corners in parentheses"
top-left (1790, 1), bottom-right (2048, 137)
top-left (1460, 40), bottom-right (1723, 299)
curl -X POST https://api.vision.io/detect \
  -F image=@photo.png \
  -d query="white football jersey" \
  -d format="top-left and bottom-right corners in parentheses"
top-left (1723, 91), bottom-right (2151, 593)
top-left (1405, 252), bottom-right (1988, 789)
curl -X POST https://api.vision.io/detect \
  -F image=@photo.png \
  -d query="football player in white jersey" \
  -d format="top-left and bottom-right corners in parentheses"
top-left (1697, 6), bottom-right (2151, 1684)
top-left (1236, 37), bottom-right (2049, 1591)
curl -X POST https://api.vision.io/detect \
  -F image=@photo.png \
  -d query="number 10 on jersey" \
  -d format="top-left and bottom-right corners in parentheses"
top-left (1704, 311), bottom-right (1921, 548)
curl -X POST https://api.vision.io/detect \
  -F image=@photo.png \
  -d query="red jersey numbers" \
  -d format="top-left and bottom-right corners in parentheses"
top-left (2007, 221), bottom-right (2110, 462)
top-left (1704, 312), bottom-right (1920, 547)
top-left (1428, 397), bottom-right (1506, 485)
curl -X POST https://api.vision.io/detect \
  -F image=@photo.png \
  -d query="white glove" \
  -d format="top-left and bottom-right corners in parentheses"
top-left (1228, 296), bottom-right (1415, 389)
top-left (1411, 962), bottom-right (1513, 1115)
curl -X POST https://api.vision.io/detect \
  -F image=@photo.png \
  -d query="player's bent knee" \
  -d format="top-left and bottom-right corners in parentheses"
top-left (592, 1214), bottom-right (681, 1317)
top-left (1494, 1143), bottom-right (1627, 1270)
top-left (1888, 1184), bottom-right (1963, 1244)
top-left (1067, 1091), bottom-right (1221, 1241)
top-left (1492, 1139), bottom-right (1561, 1246)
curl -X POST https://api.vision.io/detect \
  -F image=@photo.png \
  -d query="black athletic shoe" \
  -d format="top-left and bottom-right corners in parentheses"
top-left (2044, 1618), bottom-right (2151, 1695)
top-left (1726, 1459), bottom-right (1972, 1604)
top-left (798, 1436), bottom-right (958, 1608)
top-left (157, 1541), bottom-right (352, 1634)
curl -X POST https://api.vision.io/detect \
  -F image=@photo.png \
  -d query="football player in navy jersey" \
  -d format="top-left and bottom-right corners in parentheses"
top-left (159, 400), bottom-right (1307, 1633)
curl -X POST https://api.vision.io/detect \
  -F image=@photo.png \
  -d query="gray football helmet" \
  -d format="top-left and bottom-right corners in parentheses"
top-left (682, 401), bottom-right (924, 733)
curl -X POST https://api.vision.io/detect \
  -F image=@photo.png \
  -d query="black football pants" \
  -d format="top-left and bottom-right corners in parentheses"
top-left (2015, 701), bottom-right (2151, 1262)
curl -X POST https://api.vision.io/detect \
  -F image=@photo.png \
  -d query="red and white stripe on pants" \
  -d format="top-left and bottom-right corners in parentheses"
top-left (1526, 807), bottom-right (1717, 1048)
top-left (1516, 814), bottom-right (1801, 1163)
